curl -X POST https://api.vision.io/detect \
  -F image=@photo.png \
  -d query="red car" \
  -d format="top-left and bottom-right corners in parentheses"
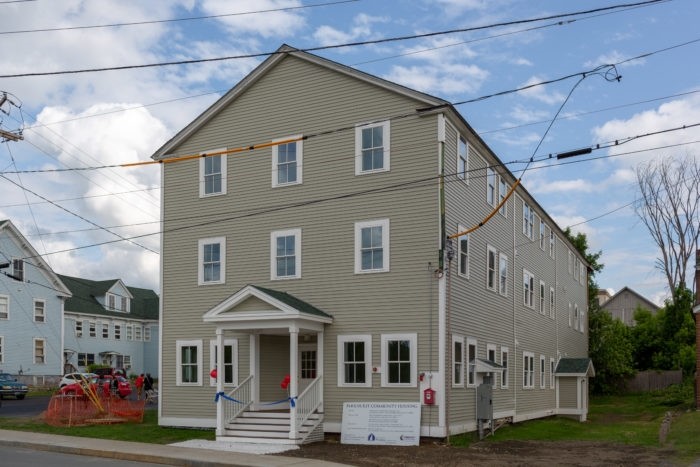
top-left (59, 375), bottom-right (132, 399)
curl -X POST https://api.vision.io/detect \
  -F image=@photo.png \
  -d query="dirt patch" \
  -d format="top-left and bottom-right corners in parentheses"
top-left (277, 436), bottom-right (675, 466)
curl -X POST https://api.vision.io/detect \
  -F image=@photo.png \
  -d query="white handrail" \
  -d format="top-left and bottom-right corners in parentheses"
top-left (223, 375), bottom-right (253, 423)
top-left (295, 375), bottom-right (322, 432)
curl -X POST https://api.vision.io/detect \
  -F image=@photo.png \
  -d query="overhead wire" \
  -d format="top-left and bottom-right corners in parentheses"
top-left (0, 0), bottom-right (669, 79)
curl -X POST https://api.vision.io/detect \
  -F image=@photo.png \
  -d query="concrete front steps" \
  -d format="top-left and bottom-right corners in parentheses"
top-left (219, 410), bottom-right (324, 445)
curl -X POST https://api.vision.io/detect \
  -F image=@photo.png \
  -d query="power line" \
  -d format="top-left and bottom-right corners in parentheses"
top-left (0, 0), bottom-right (669, 79)
top-left (0, 0), bottom-right (361, 35)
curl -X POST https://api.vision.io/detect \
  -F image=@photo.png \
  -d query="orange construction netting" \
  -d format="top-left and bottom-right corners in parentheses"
top-left (45, 393), bottom-right (146, 427)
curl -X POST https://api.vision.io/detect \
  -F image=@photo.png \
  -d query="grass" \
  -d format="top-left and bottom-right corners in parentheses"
top-left (450, 382), bottom-right (699, 462)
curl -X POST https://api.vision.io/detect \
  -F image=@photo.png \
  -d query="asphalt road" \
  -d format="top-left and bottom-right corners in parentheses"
top-left (0, 395), bottom-right (50, 417)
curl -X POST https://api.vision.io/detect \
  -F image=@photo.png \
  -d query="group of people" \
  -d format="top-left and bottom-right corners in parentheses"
top-left (134, 373), bottom-right (154, 401)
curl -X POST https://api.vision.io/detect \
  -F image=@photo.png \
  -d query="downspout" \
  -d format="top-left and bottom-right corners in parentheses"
top-left (512, 195), bottom-right (517, 416)
top-left (436, 113), bottom-right (447, 435)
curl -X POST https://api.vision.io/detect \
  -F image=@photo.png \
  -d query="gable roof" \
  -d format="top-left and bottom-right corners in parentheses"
top-left (58, 274), bottom-right (158, 320)
top-left (0, 219), bottom-right (71, 297)
top-left (601, 286), bottom-right (659, 313)
top-left (555, 358), bottom-right (595, 377)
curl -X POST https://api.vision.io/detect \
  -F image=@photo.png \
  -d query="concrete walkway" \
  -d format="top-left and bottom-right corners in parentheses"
top-left (0, 429), bottom-right (348, 467)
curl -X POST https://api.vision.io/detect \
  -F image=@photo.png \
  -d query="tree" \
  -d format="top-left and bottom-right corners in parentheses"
top-left (635, 155), bottom-right (700, 301)
top-left (588, 308), bottom-right (634, 394)
top-left (563, 227), bottom-right (603, 312)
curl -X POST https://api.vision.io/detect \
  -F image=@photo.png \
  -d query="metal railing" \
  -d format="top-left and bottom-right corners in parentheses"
top-left (295, 375), bottom-right (322, 432)
top-left (224, 375), bottom-right (253, 423)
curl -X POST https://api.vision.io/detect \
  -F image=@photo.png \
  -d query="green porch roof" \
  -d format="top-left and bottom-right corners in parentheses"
top-left (555, 358), bottom-right (595, 377)
top-left (251, 285), bottom-right (332, 319)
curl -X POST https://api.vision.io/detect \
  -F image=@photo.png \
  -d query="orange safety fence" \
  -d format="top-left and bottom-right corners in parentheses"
top-left (45, 393), bottom-right (146, 427)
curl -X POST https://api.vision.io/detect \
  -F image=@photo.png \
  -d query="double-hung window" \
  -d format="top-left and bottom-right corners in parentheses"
top-left (486, 246), bottom-right (497, 291)
top-left (356, 121), bottom-right (390, 174)
top-left (34, 300), bottom-right (45, 323)
top-left (457, 226), bottom-right (469, 278)
top-left (539, 280), bottom-right (546, 314)
top-left (549, 286), bottom-right (555, 319)
top-left (102, 323), bottom-right (109, 339)
top-left (177, 340), bottom-right (202, 385)
top-left (355, 219), bottom-right (389, 273)
top-left (486, 167), bottom-right (496, 206)
top-left (75, 320), bottom-right (82, 337)
top-left (498, 177), bottom-right (508, 216)
top-left (499, 253), bottom-right (508, 296)
top-left (0, 336), bottom-right (4, 364)
top-left (199, 150), bottom-right (227, 197)
top-left (272, 136), bottom-right (302, 187)
top-left (381, 333), bottom-right (416, 387)
top-left (89, 321), bottom-right (96, 338)
top-left (12, 259), bottom-right (24, 281)
top-left (500, 347), bottom-right (509, 389)
top-left (0, 295), bottom-right (7, 320)
top-left (523, 352), bottom-right (534, 388)
top-left (338, 335), bottom-right (371, 387)
top-left (457, 135), bottom-right (468, 182)
top-left (522, 202), bottom-right (534, 239)
top-left (198, 237), bottom-right (226, 285)
top-left (550, 357), bottom-right (556, 389)
top-left (540, 355), bottom-right (546, 388)
top-left (549, 230), bottom-right (555, 258)
top-left (34, 338), bottom-right (45, 364)
top-left (271, 229), bottom-right (301, 280)
top-left (523, 270), bottom-right (535, 308)
top-left (209, 339), bottom-right (238, 387)
top-left (467, 338), bottom-right (477, 387)
top-left (539, 220), bottom-right (546, 250)
top-left (452, 335), bottom-right (464, 387)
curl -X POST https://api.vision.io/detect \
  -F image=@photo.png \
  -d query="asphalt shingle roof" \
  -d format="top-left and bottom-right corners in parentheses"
top-left (251, 285), bottom-right (331, 319)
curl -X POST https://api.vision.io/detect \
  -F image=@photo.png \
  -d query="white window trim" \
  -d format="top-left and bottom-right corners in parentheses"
top-left (354, 218), bottom-right (390, 274)
top-left (498, 177), bottom-right (508, 217)
top-left (500, 346), bottom-right (509, 389)
top-left (380, 333), bottom-right (417, 387)
top-left (0, 335), bottom-right (4, 364)
top-left (457, 225), bottom-right (469, 279)
top-left (568, 302), bottom-right (572, 327)
top-left (209, 339), bottom-right (239, 387)
top-left (270, 228), bottom-right (302, 280)
top-left (33, 337), bottom-right (46, 365)
top-left (355, 120), bottom-right (390, 175)
top-left (486, 344), bottom-right (497, 387)
top-left (199, 149), bottom-right (227, 197)
top-left (0, 295), bottom-right (8, 320)
top-left (539, 219), bottom-right (546, 250)
top-left (466, 337), bottom-right (477, 388)
top-left (486, 167), bottom-right (496, 207)
top-left (176, 339), bottom-right (203, 386)
top-left (540, 354), bottom-right (546, 389)
top-left (549, 286), bottom-right (555, 319)
top-left (523, 269), bottom-right (535, 308)
top-left (33, 299), bottom-right (46, 323)
top-left (457, 134), bottom-right (469, 184)
top-left (486, 245), bottom-right (497, 291)
top-left (338, 334), bottom-right (372, 388)
top-left (523, 202), bottom-right (534, 239)
top-left (523, 351), bottom-right (535, 389)
top-left (539, 280), bottom-right (546, 315)
top-left (499, 253), bottom-right (508, 297)
top-left (198, 236), bottom-right (226, 285)
top-left (568, 250), bottom-right (574, 275)
top-left (574, 303), bottom-right (580, 330)
top-left (452, 334), bottom-right (465, 388)
top-left (271, 135), bottom-right (303, 188)
top-left (550, 357), bottom-right (556, 389)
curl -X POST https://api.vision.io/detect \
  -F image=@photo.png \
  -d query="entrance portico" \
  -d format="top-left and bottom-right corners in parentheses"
top-left (202, 285), bottom-right (332, 443)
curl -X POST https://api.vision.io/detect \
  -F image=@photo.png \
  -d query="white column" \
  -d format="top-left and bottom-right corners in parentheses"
top-left (289, 325), bottom-right (299, 440)
top-left (318, 330), bottom-right (324, 413)
top-left (215, 328), bottom-right (224, 436)
top-left (250, 333), bottom-right (259, 406)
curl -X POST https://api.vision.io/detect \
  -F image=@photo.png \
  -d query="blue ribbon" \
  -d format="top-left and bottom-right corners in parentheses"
top-left (214, 391), bottom-right (244, 404)
top-left (260, 396), bottom-right (297, 408)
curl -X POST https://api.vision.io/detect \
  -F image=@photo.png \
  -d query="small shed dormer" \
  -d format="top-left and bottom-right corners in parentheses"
top-left (96, 280), bottom-right (134, 313)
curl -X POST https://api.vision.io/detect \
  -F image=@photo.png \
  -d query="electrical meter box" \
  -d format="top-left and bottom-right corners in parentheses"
top-left (476, 381), bottom-right (493, 420)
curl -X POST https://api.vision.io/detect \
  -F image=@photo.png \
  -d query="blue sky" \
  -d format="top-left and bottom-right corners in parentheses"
top-left (1, 0), bottom-right (699, 304)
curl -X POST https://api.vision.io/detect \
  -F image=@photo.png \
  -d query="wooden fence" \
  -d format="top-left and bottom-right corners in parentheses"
top-left (625, 370), bottom-right (682, 392)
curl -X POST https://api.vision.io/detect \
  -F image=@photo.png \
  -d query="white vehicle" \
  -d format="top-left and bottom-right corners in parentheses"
top-left (59, 373), bottom-right (96, 388)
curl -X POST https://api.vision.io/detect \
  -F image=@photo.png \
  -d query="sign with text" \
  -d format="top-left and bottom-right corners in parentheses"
top-left (341, 402), bottom-right (421, 446)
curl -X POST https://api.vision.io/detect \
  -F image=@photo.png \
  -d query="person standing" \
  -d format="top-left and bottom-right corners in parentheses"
top-left (135, 374), bottom-right (145, 400)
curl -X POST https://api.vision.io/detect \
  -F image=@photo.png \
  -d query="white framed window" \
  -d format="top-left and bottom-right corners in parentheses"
top-left (550, 357), bottom-right (556, 389)
top-left (549, 229), bottom-right (555, 258)
top-left (568, 302), bottom-right (572, 327)
top-left (33, 300), bottom-right (45, 323)
top-left (102, 322), bottom-right (109, 339)
top-left (34, 338), bottom-right (46, 364)
top-left (522, 202), bottom-right (534, 239)
top-left (0, 336), bottom-right (4, 364)
top-left (381, 333), bottom-right (416, 387)
top-left (108, 294), bottom-right (116, 310)
top-left (499, 253), bottom-right (508, 297)
top-left (272, 136), bottom-right (303, 187)
top-left (198, 237), bottom-right (226, 285)
top-left (568, 250), bottom-right (573, 275)
top-left (574, 303), bottom-right (580, 329)
top-left (523, 351), bottom-right (534, 389)
top-left (539, 280), bottom-right (546, 315)
top-left (498, 177), bottom-right (508, 217)
top-left (114, 324), bottom-right (121, 340)
top-left (75, 320), bottom-right (83, 338)
top-left (177, 339), bottom-right (202, 386)
top-left (89, 321), bottom-right (96, 338)
top-left (144, 326), bottom-right (151, 341)
top-left (487, 344), bottom-right (497, 386)
top-left (338, 335), bottom-right (372, 387)
top-left (209, 339), bottom-right (239, 387)
top-left (574, 257), bottom-right (580, 281)
top-left (467, 338), bottom-right (477, 387)
top-left (0, 295), bottom-right (7, 320)
top-left (523, 269), bottom-right (535, 308)
top-left (123, 355), bottom-right (131, 369)
top-left (540, 355), bottom-right (546, 389)
top-left (78, 352), bottom-right (95, 366)
top-left (457, 135), bottom-right (468, 182)
top-left (126, 324), bottom-right (133, 340)
top-left (355, 219), bottom-right (390, 273)
top-left (486, 245), bottom-right (497, 291)
top-left (539, 219), bottom-right (546, 250)
top-left (134, 325), bottom-right (143, 341)
top-left (355, 120), bottom-right (390, 174)
top-left (271, 228), bottom-right (301, 280)
top-left (500, 347), bottom-right (509, 389)
top-left (549, 286), bottom-right (555, 319)
top-left (580, 262), bottom-right (586, 286)
top-left (486, 167), bottom-right (496, 206)
top-left (579, 306), bottom-right (585, 333)
top-left (452, 335), bottom-right (464, 387)
top-left (457, 226), bottom-right (469, 278)
top-left (199, 150), bottom-right (227, 197)
top-left (12, 259), bottom-right (24, 281)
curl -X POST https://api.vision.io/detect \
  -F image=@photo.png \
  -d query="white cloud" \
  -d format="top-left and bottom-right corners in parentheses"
top-left (509, 105), bottom-right (549, 124)
top-left (518, 76), bottom-right (565, 105)
top-left (201, 0), bottom-right (306, 38)
top-left (384, 63), bottom-right (489, 96)
top-left (531, 179), bottom-right (595, 195)
top-left (583, 50), bottom-right (645, 68)
top-left (313, 13), bottom-right (388, 48)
